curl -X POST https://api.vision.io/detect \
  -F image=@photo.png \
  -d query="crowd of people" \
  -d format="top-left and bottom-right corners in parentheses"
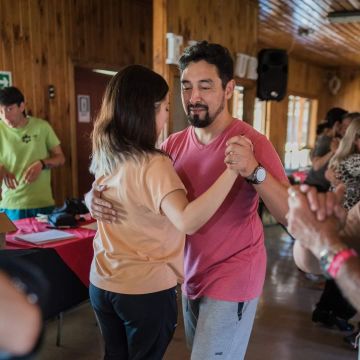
top-left (302, 107), bottom-right (360, 345)
top-left (1, 40), bottom-right (359, 359)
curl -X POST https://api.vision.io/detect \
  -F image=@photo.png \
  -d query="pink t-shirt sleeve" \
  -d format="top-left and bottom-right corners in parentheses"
top-left (252, 133), bottom-right (289, 183)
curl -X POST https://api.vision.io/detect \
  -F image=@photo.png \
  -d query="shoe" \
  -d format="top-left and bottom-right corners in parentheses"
top-left (344, 330), bottom-right (359, 350)
top-left (312, 308), bottom-right (354, 331)
top-left (312, 308), bottom-right (334, 327)
top-left (334, 317), bottom-right (354, 332)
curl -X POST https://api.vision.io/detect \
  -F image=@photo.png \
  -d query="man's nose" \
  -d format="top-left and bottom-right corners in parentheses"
top-left (189, 88), bottom-right (201, 104)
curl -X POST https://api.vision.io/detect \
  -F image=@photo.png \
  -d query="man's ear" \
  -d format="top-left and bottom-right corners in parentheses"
top-left (225, 79), bottom-right (235, 100)
top-left (19, 102), bottom-right (26, 113)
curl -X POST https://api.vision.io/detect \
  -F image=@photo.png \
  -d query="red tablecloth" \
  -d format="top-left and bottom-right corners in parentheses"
top-left (5, 217), bottom-right (96, 286)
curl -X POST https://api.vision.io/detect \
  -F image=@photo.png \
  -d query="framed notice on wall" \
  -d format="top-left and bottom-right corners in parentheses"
top-left (0, 71), bottom-right (12, 89)
top-left (77, 95), bottom-right (91, 123)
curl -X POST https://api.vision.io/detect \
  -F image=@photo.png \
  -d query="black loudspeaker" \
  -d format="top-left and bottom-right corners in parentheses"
top-left (257, 49), bottom-right (288, 101)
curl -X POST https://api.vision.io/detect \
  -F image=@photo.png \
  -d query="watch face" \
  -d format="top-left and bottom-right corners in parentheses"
top-left (256, 167), bottom-right (266, 182)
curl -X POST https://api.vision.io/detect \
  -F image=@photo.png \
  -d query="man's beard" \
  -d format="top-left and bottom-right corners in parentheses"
top-left (187, 104), bottom-right (211, 128)
top-left (186, 98), bottom-right (225, 128)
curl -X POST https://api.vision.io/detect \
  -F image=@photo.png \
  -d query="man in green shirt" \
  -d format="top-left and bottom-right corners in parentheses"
top-left (0, 87), bottom-right (65, 220)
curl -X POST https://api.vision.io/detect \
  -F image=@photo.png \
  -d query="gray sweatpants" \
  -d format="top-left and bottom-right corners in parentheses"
top-left (182, 294), bottom-right (259, 360)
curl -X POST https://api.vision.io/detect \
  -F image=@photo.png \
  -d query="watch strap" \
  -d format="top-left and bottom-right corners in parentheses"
top-left (40, 159), bottom-right (49, 170)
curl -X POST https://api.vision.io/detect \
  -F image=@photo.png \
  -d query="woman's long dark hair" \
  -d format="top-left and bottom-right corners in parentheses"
top-left (90, 65), bottom-right (169, 175)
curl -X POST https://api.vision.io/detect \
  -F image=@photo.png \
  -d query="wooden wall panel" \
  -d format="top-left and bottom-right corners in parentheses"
top-left (0, 0), bottom-right (152, 204)
top-left (70, 0), bottom-right (152, 67)
top-left (167, 0), bottom-right (258, 56)
top-left (287, 57), bottom-right (326, 97)
top-left (153, 0), bottom-right (168, 77)
top-left (319, 69), bottom-right (360, 117)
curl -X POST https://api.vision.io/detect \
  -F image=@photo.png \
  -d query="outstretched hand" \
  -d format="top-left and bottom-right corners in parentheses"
top-left (84, 184), bottom-right (127, 224)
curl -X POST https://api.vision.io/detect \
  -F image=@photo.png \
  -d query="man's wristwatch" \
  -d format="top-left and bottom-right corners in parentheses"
top-left (245, 165), bottom-right (267, 184)
top-left (40, 159), bottom-right (48, 170)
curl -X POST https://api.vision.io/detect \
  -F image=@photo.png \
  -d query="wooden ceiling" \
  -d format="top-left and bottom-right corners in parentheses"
top-left (258, 0), bottom-right (360, 68)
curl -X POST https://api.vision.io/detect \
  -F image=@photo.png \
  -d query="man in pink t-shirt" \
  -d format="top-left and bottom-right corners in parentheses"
top-left (87, 41), bottom-right (289, 359)
top-left (163, 41), bottom-right (288, 360)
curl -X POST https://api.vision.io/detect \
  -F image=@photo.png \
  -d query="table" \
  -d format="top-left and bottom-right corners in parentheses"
top-left (0, 217), bottom-right (96, 320)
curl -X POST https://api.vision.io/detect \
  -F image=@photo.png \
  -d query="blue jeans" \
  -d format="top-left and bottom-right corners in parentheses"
top-left (90, 284), bottom-right (178, 360)
top-left (0, 206), bottom-right (54, 221)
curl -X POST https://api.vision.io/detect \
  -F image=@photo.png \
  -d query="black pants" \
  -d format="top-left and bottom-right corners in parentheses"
top-left (90, 284), bottom-right (177, 360)
top-left (317, 279), bottom-right (356, 320)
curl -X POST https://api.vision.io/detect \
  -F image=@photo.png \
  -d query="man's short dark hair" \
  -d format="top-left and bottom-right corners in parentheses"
top-left (343, 112), bottom-right (360, 123)
top-left (0, 87), bottom-right (25, 106)
top-left (316, 122), bottom-right (331, 136)
top-left (178, 41), bottom-right (234, 89)
top-left (325, 107), bottom-right (348, 128)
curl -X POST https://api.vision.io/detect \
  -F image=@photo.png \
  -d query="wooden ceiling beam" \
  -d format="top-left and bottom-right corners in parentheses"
top-left (258, 0), bottom-right (360, 67)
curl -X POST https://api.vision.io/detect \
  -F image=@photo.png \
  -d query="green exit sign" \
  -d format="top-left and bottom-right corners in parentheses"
top-left (0, 71), bottom-right (12, 89)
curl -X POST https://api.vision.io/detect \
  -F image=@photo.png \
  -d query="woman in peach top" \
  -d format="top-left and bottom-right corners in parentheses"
top-left (89, 65), bottom-right (238, 360)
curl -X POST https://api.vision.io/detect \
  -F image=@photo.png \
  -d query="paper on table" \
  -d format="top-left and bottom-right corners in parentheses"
top-left (15, 230), bottom-right (76, 244)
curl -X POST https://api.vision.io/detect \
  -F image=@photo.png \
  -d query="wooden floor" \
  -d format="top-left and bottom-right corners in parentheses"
top-left (38, 225), bottom-right (358, 359)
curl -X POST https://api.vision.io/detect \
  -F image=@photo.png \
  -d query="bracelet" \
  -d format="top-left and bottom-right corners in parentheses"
top-left (328, 248), bottom-right (358, 278)
top-left (39, 159), bottom-right (46, 170)
top-left (319, 243), bottom-right (348, 279)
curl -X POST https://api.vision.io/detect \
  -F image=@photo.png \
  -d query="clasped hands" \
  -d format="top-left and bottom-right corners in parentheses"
top-left (287, 184), bottom-right (347, 257)
top-left (224, 135), bottom-right (258, 177)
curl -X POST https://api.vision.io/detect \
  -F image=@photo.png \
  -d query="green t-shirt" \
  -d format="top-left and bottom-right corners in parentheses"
top-left (0, 116), bottom-right (60, 209)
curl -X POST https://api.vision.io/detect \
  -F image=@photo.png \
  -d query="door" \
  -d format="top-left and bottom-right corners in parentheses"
top-left (75, 67), bottom-right (111, 198)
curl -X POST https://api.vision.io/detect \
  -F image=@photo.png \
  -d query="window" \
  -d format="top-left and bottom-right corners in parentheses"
top-left (233, 88), bottom-right (266, 134)
top-left (253, 98), bottom-right (266, 135)
top-left (285, 95), bottom-right (316, 170)
top-left (232, 86), bottom-right (244, 120)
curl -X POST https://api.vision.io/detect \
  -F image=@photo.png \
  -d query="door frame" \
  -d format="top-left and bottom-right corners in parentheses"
top-left (67, 58), bottom-right (123, 197)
